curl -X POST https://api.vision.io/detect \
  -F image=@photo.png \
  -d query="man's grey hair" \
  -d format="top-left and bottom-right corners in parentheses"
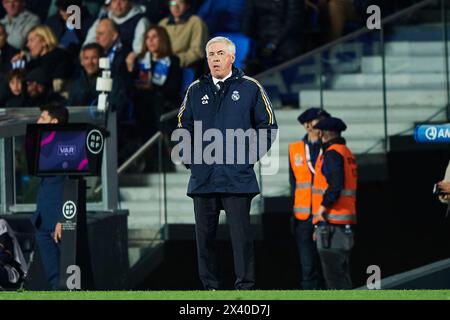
top-left (205, 36), bottom-right (236, 56)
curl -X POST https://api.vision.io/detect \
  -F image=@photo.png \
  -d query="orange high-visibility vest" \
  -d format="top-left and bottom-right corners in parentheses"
top-left (312, 143), bottom-right (357, 225)
top-left (289, 141), bottom-right (318, 220)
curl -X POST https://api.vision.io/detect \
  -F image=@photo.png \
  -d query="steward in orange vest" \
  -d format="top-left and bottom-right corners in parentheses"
top-left (289, 107), bottom-right (330, 289)
top-left (312, 116), bottom-right (357, 290)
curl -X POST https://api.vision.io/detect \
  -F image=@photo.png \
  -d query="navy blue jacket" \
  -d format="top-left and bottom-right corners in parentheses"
top-left (177, 67), bottom-right (278, 196)
top-left (31, 177), bottom-right (65, 232)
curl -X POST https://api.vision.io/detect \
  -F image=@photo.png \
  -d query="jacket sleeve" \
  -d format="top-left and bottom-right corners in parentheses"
top-left (176, 83), bottom-right (196, 168)
top-left (321, 150), bottom-right (344, 208)
top-left (132, 17), bottom-right (151, 54)
top-left (83, 19), bottom-right (99, 47)
top-left (252, 81), bottom-right (278, 159)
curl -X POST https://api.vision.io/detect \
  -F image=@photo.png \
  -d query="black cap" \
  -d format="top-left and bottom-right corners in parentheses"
top-left (25, 68), bottom-right (51, 87)
top-left (313, 117), bottom-right (347, 132)
top-left (297, 107), bottom-right (330, 124)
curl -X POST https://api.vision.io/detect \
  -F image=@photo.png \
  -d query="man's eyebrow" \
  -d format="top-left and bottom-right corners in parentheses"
top-left (208, 50), bottom-right (226, 54)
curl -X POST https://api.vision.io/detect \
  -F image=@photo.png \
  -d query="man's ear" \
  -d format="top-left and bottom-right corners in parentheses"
top-left (231, 54), bottom-right (236, 63)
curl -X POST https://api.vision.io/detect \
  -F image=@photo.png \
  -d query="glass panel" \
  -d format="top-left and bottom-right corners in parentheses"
top-left (385, 0), bottom-right (447, 142)
top-left (320, 30), bottom-right (384, 154)
top-left (257, 55), bottom-right (324, 198)
top-left (121, 133), bottom-right (164, 269)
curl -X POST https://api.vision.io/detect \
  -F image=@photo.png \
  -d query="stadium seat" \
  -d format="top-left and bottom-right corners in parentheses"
top-left (181, 67), bottom-right (196, 93)
top-left (213, 32), bottom-right (254, 69)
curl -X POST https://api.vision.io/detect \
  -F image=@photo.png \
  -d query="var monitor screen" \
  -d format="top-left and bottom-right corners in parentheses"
top-left (26, 124), bottom-right (105, 176)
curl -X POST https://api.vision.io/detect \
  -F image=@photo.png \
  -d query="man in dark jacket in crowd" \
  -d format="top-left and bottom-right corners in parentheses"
top-left (176, 36), bottom-right (278, 290)
top-left (68, 43), bottom-right (127, 116)
top-left (95, 18), bottom-right (130, 85)
top-left (0, 22), bottom-right (18, 106)
top-left (84, 0), bottom-right (150, 54)
top-left (45, 0), bottom-right (95, 63)
top-left (8, 68), bottom-right (66, 107)
top-left (242, 0), bottom-right (304, 73)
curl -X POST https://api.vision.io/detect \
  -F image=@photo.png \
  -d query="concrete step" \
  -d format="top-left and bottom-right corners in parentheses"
top-left (332, 73), bottom-right (447, 90)
top-left (362, 56), bottom-right (449, 74)
top-left (299, 90), bottom-right (447, 108)
top-left (385, 41), bottom-right (446, 57)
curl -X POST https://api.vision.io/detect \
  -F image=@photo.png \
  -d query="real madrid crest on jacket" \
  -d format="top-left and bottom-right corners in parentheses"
top-left (177, 66), bottom-right (278, 196)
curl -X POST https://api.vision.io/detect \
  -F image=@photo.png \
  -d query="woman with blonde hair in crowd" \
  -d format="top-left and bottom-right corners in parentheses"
top-left (11, 25), bottom-right (73, 92)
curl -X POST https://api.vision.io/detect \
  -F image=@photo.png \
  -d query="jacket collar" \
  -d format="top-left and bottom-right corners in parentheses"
top-left (167, 9), bottom-right (193, 24)
top-left (202, 66), bottom-right (244, 85)
top-left (322, 137), bottom-right (346, 151)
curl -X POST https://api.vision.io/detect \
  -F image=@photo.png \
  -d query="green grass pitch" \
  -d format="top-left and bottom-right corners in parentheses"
top-left (0, 290), bottom-right (449, 300)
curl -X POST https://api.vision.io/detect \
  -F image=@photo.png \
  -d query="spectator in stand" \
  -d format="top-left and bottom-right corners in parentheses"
top-left (45, 0), bottom-right (95, 63)
top-left (24, 0), bottom-right (51, 22)
top-left (319, 0), bottom-right (360, 41)
top-left (11, 25), bottom-right (73, 94)
top-left (0, 22), bottom-right (16, 75)
top-left (84, 0), bottom-right (150, 55)
top-left (21, 67), bottom-right (66, 107)
top-left (135, 0), bottom-right (169, 24)
top-left (159, 0), bottom-right (208, 70)
top-left (68, 43), bottom-right (128, 116)
top-left (242, 0), bottom-right (304, 74)
top-left (126, 25), bottom-right (181, 142)
top-left (4, 68), bottom-right (24, 107)
top-left (0, 22), bottom-right (17, 105)
top-left (197, 0), bottom-right (246, 35)
top-left (95, 18), bottom-right (130, 84)
top-left (0, 0), bottom-right (40, 50)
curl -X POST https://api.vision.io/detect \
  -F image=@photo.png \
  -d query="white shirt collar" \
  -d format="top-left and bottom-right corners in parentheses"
top-left (212, 70), bottom-right (233, 85)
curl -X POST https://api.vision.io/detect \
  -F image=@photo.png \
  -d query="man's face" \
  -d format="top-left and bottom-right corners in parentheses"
top-left (37, 110), bottom-right (58, 124)
top-left (207, 42), bottom-right (235, 79)
top-left (305, 118), bottom-right (321, 136)
top-left (27, 81), bottom-right (45, 98)
top-left (111, 0), bottom-right (131, 18)
top-left (96, 20), bottom-right (118, 51)
top-left (2, 0), bottom-right (24, 18)
top-left (81, 49), bottom-right (100, 76)
top-left (0, 26), bottom-right (6, 48)
top-left (168, 0), bottom-right (189, 20)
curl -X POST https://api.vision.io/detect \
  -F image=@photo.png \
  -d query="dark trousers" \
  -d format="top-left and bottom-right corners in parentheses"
top-left (317, 248), bottom-right (352, 289)
top-left (0, 265), bottom-right (9, 287)
top-left (35, 230), bottom-right (60, 290)
top-left (316, 225), bottom-right (354, 289)
top-left (193, 194), bottom-right (255, 290)
top-left (294, 219), bottom-right (323, 289)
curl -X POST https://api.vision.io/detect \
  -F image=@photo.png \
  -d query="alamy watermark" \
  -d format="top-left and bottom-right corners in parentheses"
top-left (366, 5), bottom-right (381, 30)
top-left (66, 265), bottom-right (81, 290)
top-left (366, 265), bottom-right (381, 289)
top-left (171, 122), bottom-right (280, 175)
top-left (66, 5), bottom-right (81, 30)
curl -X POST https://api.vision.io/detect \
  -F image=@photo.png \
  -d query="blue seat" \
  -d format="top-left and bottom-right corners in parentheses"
top-left (213, 32), bottom-right (254, 69)
top-left (181, 67), bottom-right (196, 93)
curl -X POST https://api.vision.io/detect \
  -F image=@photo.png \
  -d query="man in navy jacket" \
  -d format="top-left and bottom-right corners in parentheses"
top-left (31, 104), bottom-right (68, 290)
top-left (176, 36), bottom-right (278, 290)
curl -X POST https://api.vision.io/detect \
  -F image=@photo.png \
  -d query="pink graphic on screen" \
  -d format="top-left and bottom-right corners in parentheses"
top-left (38, 131), bottom-right (89, 173)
